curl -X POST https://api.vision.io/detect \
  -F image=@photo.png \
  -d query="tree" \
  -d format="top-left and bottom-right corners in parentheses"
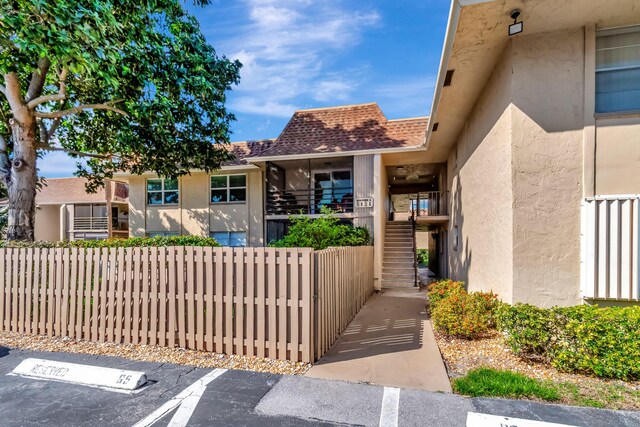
top-left (0, 0), bottom-right (241, 240)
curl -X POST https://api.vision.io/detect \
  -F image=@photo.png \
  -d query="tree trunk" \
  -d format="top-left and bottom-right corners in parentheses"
top-left (6, 117), bottom-right (38, 241)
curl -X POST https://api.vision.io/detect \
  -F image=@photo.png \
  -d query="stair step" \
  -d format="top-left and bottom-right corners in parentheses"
top-left (382, 283), bottom-right (416, 288)
top-left (382, 264), bottom-right (413, 272)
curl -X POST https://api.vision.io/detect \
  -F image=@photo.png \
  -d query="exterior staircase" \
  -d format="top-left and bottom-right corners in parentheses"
top-left (382, 221), bottom-right (416, 288)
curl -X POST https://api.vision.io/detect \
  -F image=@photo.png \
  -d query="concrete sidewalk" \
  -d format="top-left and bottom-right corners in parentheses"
top-left (306, 288), bottom-right (451, 392)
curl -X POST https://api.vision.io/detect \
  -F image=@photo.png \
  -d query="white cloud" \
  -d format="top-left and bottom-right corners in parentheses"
top-left (220, 0), bottom-right (380, 116)
top-left (38, 151), bottom-right (83, 178)
top-left (369, 77), bottom-right (435, 118)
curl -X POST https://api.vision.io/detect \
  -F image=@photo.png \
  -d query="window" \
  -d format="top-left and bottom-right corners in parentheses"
top-left (596, 25), bottom-right (640, 113)
top-left (210, 231), bottom-right (247, 247)
top-left (312, 170), bottom-right (353, 213)
top-left (146, 231), bottom-right (179, 237)
top-left (211, 174), bottom-right (246, 203)
top-left (147, 178), bottom-right (179, 205)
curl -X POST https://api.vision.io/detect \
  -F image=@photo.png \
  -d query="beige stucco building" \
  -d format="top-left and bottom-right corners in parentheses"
top-left (119, 104), bottom-right (439, 289)
top-left (19, 178), bottom-right (130, 241)
top-left (425, 0), bottom-right (640, 307)
top-left (27, 0), bottom-right (640, 308)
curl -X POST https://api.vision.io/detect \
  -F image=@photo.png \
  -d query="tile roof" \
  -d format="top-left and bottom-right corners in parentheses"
top-left (223, 139), bottom-right (275, 166)
top-left (36, 177), bottom-right (107, 205)
top-left (246, 103), bottom-right (428, 158)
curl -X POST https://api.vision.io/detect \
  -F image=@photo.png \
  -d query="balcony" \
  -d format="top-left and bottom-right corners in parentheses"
top-left (392, 191), bottom-right (448, 223)
top-left (73, 216), bottom-right (109, 231)
top-left (266, 187), bottom-right (354, 216)
top-left (411, 191), bottom-right (448, 218)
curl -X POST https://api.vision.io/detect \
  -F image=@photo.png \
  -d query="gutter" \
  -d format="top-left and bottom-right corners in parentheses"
top-left (246, 145), bottom-right (428, 163)
top-left (423, 0), bottom-right (496, 150)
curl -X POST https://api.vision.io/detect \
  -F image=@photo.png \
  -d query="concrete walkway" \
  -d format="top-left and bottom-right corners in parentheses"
top-left (306, 288), bottom-right (452, 392)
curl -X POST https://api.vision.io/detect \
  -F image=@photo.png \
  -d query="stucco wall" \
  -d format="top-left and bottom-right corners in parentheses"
top-left (447, 42), bottom-right (514, 302)
top-left (595, 115), bottom-right (640, 195)
top-left (34, 205), bottom-right (61, 242)
top-left (126, 169), bottom-right (264, 246)
top-left (509, 29), bottom-right (584, 307)
top-left (373, 154), bottom-right (388, 290)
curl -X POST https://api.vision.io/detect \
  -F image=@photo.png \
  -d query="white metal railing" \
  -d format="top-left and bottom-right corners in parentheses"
top-left (73, 216), bottom-right (109, 231)
top-left (581, 196), bottom-right (640, 300)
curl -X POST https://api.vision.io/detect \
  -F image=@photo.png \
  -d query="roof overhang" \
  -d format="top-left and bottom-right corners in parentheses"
top-left (113, 163), bottom-right (260, 178)
top-left (425, 0), bottom-right (640, 162)
top-left (246, 145), bottom-right (428, 163)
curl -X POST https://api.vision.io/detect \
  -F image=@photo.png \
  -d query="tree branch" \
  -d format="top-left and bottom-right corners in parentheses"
top-left (26, 57), bottom-right (51, 102)
top-left (0, 84), bottom-right (6, 96)
top-left (0, 133), bottom-right (9, 181)
top-left (4, 72), bottom-right (29, 123)
top-left (47, 117), bottom-right (62, 141)
top-left (39, 145), bottom-right (112, 159)
top-left (34, 102), bottom-right (128, 119)
top-left (37, 119), bottom-right (50, 147)
top-left (27, 68), bottom-right (68, 109)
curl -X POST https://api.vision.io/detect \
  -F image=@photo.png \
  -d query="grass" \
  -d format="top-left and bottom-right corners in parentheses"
top-left (452, 368), bottom-right (640, 410)
top-left (452, 368), bottom-right (560, 401)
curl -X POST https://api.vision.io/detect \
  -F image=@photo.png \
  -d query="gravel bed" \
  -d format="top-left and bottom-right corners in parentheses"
top-left (0, 332), bottom-right (310, 376)
top-left (434, 330), bottom-right (640, 409)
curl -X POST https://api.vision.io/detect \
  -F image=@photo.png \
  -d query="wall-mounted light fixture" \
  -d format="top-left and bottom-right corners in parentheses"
top-left (508, 9), bottom-right (523, 36)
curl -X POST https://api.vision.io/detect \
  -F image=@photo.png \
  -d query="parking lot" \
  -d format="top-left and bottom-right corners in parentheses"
top-left (1, 347), bottom-right (639, 427)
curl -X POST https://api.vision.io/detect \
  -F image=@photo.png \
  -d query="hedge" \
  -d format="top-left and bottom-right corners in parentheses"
top-left (496, 303), bottom-right (640, 380)
top-left (428, 279), bottom-right (498, 339)
top-left (0, 235), bottom-right (221, 248)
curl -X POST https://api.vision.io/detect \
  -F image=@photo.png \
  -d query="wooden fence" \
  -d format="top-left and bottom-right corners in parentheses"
top-left (0, 245), bottom-right (374, 363)
top-left (314, 246), bottom-right (375, 360)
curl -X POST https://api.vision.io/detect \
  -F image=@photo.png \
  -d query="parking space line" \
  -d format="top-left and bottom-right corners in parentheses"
top-left (379, 387), bottom-right (400, 427)
top-left (466, 412), bottom-right (577, 427)
top-left (133, 368), bottom-right (227, 427)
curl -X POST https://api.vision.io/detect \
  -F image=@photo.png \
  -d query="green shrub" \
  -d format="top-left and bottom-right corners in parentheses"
top-left (416, 248), bottom-right (429, 266)
top-left (427, 279), bottom-right (465, 305)
top-left (453, 368), bottom-right (560, 401)
top-left (495, 303), bottom-right (556, 361)
top-left (431, 287), bottom-right (498, 339)
top-left (269, 207), bottom-right (370, 250)
top-left (497, 304), bottom-right (640, 380)
top-left (0, 235), bottom-right (221, 248)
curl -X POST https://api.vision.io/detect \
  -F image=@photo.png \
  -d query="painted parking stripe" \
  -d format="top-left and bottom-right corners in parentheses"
top-left (467, 412), bottom-right (577, 427)
top-left (379, 387), bottom-right (400, 427)
top-left (10, 358), bottom-right (146, 392)
top-left (133, 368), bottom-right (227, 427)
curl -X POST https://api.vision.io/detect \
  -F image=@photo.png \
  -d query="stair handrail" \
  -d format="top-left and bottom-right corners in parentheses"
top-left (411, 217), bottom-right (418, 287)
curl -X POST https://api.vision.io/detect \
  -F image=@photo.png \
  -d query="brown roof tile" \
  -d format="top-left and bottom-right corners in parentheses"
top-left (248, 103), bottom-right (428, 158)
top-left (223, 139), bottom-right (275, 166)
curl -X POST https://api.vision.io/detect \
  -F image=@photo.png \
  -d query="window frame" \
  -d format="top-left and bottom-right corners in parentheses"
top-left (146, 178), bottom-right (179, 206)
top-left (210, 174), bottom-right (247, 204)
top-left (210, 231), bottom-right (247, 247)
top-left (595, 25), bottom-right (640, 115)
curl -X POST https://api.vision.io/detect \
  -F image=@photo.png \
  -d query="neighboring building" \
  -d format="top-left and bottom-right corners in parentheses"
top-left (31, 178), bottom-right (129, 241)
top-left (121, 103), bottom-right (442, 289)
top-left (425, 0), bottom-right (640, 306)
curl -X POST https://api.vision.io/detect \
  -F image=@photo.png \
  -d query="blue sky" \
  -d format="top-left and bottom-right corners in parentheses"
top-left (39, 0), bottom-right (451, 177)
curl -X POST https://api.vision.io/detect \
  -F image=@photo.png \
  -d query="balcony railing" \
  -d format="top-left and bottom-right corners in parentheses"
top-left (411, 191), bottom-right (448, 217)
top-left (73, 216), bottom-right (109, 231)
top-left (266, 187), bottom-right (354, 215)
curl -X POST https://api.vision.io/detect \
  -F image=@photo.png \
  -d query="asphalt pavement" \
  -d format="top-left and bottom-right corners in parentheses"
top-left (1, 346), bottom-right (639, 426)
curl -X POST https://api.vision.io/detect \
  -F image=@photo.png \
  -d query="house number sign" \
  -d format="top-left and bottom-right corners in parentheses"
top-left (355, 198), bottom-right (374, 208)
